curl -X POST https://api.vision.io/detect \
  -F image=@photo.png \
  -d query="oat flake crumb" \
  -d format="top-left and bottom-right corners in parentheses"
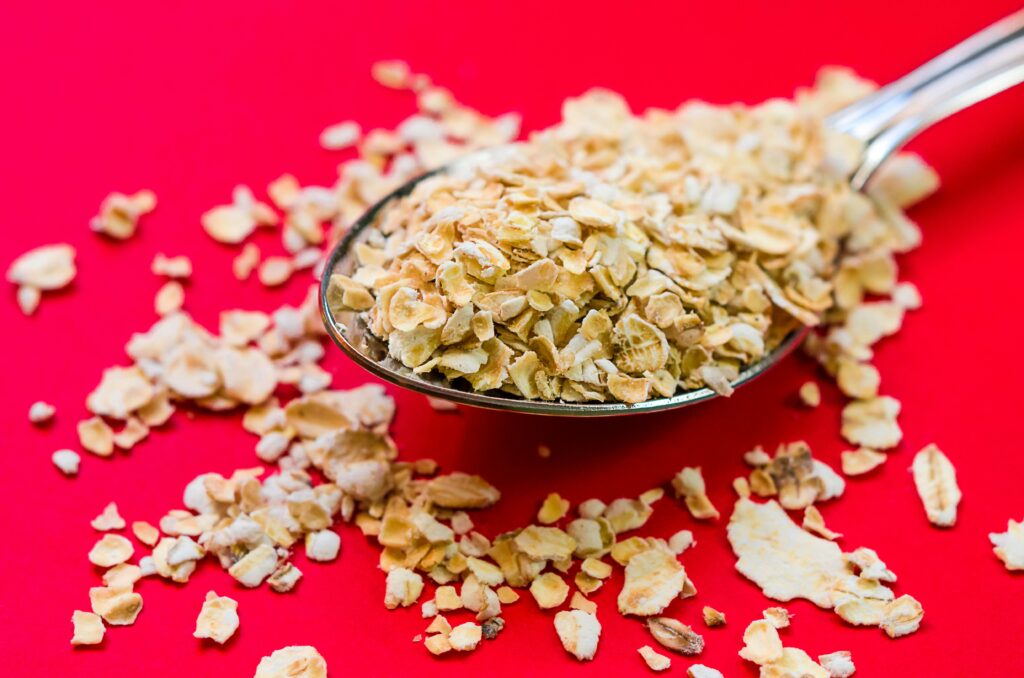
top-left (28, 400), bottom-right (56, 424)
top-left (989, 518), bottom-right (1024, 571)
top-left (52, 449), bottom-right (81, 476)
top-left (194, 590), bottom-right (240, 644)
top-left (91, 502), bottom-right (126, 531)
top-left (638, 645), bottom-right (671, 671)
top-left (71, 610), bottom-right (105, 646)
top-left (254, 646), bottom-right (327, 678)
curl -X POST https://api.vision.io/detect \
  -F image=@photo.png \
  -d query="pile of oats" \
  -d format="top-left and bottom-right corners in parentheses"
top-left (327, 68), bottom-right (936, 404)
top-left (24, 59), bottom-right (1009, 674)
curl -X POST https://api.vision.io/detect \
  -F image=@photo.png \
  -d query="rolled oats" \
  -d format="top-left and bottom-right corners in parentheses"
top-left (91, 190), bottom-right (156, 240)
top-left (233, 243), bottom-right (261, 280)
top-left (739, 619), bottom-right (784, 664)
top-left (52, 449), bottom-right (81, 475)
top-left (672, 467), bottom-right (719, 520)
top-left (538, 492), bottom-right (570, 524)
top-left (989, 518), bottom-right (1024, 571)
top-left (28, 400), bottom-right (55, 424)
top-left (687, 666), bottom-right (724, 678)
top-left (228, 543), bottom-right (278, 587)
top-left (841, 396), bottom-right (902, 449)
top-left (320, 120), bottom-right (361, 150)
top-left (911, 444), bottom-right (960, 527)
top-left (202, 186), bottom-right (276, 244)
top-left (702, 606), bottom-right (726, 627)
top-left (384, 567), bottom-right (424, 609)
top-left (88, 534), bottom-right (134, 567)
top-left (103, 563), bottom-right (142, 589)
top-left (530, 572), bottom-right (570, 609)
top-left (71, 610), bottom-right (105, 646)
top-left (799, 381), bottom-right (821, 407)
top-left (840, 448), bottom-right (886, 476)
top-left (448, 622), bottom-right (482, 651)
top-left (763, 607), bottom-right (792, 629)
top-left (668, 530), bottom-right (695, 555)
top-left (194, 591), bottom-right (240, 644)
top-left (802, 505), bottom-right (842, 540)
top-left (254, 646), bottom-right (327, 678)
top-left (818, 650), bottom-right (856, 678)
top-left (554, 609), bottom-right (600, 661)
top-left (152, 253), bottom-right (193, 279)
top-left (618, 547), bottom-right (687, 616)
top-left (7, 243), bottom-right (77, 301)
top-left (746, 441), bottom-right (845, 509)
top-left (638, 645), bottom-right (671, 671)
top-left (570, 591), bottom-right (597, 614)
top-left (89, 585), bottom-right (143, 625)
top-left (91, 502), bottom-right (126, 531)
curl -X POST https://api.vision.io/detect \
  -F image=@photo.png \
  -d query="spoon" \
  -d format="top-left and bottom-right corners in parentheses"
top-left (319, 10), bottom-right (1024, 416)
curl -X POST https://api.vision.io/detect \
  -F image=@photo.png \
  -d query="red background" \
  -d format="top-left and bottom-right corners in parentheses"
top-left (2, 1), bottom-right (1022, 675)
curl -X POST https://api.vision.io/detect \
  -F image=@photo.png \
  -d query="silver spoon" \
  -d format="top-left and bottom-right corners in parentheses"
top-left (319, 10), bottom-right (1024, 416)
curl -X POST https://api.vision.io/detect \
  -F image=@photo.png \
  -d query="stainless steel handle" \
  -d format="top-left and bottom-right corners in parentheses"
top-left (827, 9), bottom-right (1024, 190)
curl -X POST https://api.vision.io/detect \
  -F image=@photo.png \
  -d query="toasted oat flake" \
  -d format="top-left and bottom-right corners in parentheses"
top-left (672, 467), bottom-right (719, 520)
top-left (819, 650), bottom-right (856, 677)
top-left (8, 243), bottom-right (77, 292)
top-left (372, 60), bottom-right (411, 89)
top-left (385, 567), bottom-right (424, 609)
top-left (538, 492), bottom-right (570, 524)
top-left (28, 400), bottom-right (55, 424)
top-left (154, 281), bottom-right (185, 316)
top-left (268, 563), bottom-right (303, 593)
top-left (71, 610), bottom-right (105, 646)
top-left (91, 190), bottom-right (156, 239)
top-left (639, 645), bottom-right (672, 671)
top-left (88, 534), bottom-right (134, 567)
top-left (530, 572), bottom-right (570, 609)
top-left (448, 622), bottom-right (482, 651)
top-left (193, 591), bottom-right (240, 644)
top-left (570, 591), bottom-right (597, 614)
top-left (496, 586), bottom-right (520, 604)
top-left (618, 547), bottom-right (687, 616)
top-left (911, 444), bottom-right (960, 527)
top-left (739, 619), bottom-right (783, 664)
top-left (647, 617), bottom-right (704, 655)
top-left (426, 473), bottom-right (501, 509)
top-left (131, 521), bottom-right (160, 546)
top-left (687, 666), bottom-right (724, 678)
top-left (836, 361), bottom-right (880, 399)
top-left (799, 381), bottom-right (821, 407)
top-left (254, 646), bottom-right (327, 678)
top-left (89, 586), bottom-right (143, 625)
top-left (763, 607), bottom-right (792, 629)
top-left (424, 633), bottom-right (452, 655)
top-left (52, 449), bottom-right (81, 475)
top-left (554, 609), bottom-right (601, 661)
top-left (320, 120), bottom-right (361, 150)
top-left (233, 243), bottom-right (260, 280)
top-left (103, 563), bottom-right (142, 589)
top-left (228, 543), bottom-right (278, 587)
top-left (434, 586), bottom-right (462, 611)
top-left (202, 186), bottom-right (275, 244)
top-left (702, 606), bottom-right (726, 627)
top-left (258, 257), bottom-right (294, 287)
top-left (91, 502), bottom-right (126, 531)
top-left (841, 396), bottom-right (902, 449)
top-left (840, 448), bottom-right (886, 476)
top-left (151, 253), bottom-right (193, 279)
top-left (113, 417), bottom-right (149, 450)
top-left (989, 519), bottom-right (1024, 571)
top-left (803, 505), bottom-right (842, 540)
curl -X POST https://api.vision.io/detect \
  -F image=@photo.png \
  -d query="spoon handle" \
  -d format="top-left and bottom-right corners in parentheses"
top-left (826, 9), bottom-right (1024, 189)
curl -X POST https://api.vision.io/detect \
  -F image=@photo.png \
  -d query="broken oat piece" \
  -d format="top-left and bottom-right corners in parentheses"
top-left (52, 449), bottom-right (81, 476)
top-left (78, 417), bottom-right (115, 456)
top-left (672, 467), bottom-right (719, 520)
top-left (537, 492), bottom-right (570, 524)
top-left (989, 518), bottom-right (1024, 571)
top-left (747, 441), bottom-right (845, 510)
top-left (320, 120), bottom-right (361, 150)
top-left (762, 607), bottom-right (792, 629)
top-left (155, 281), bottom-right (185, 316)
top-left (448, 622), bottom-right (482, 651)
top-left (840, 448), bottom-right (886, 476)
top-left (803, 505), bottom-right (842, 540)
top-left (71, 610), bottom-right (105, 646)
top-left (132, 521), bottom-right (160, 546)
top-left (28, 400), bottom-right (55, 424)
top-left (202, 185), bottom-right (276, 244)
top-left (618, 547), bottom-right (687, 616)
top-left (702, 606), bottom-right (726, 627)
top-left (7, 243), bottom-right (76, 315)
top-left (739, 618), bottom-right (829, 677)
top-left (194, 591), bottom-right (240, 644)
top-left (151, 253), bottom-right (193, 279)
top-left (91, 502), bottom-right (126, 531)
top-left (90, 190), bottom-right (156, 240)
top-left (841, 397), bottom-right (902, 450)
top-left (647, 617), bottom-right (704, 655)
top-left (799, 381), bottom-right (821, 407)
top-left (554, 609), bottom-right (601, 661)
top-left (638, 645), bottom-right (672, 671)
top-left (89, 585), bottom-right (143, 626)
top-left (819, 650), bottom-right (856, 677)
top-left (911, 443), bottom-right (961, 527)
top-left (254, 646), bottom-right (327, 678)
top-left (384, 567), bottom-right (424, 609)
top-left (687, 666), bottom-right (724, 678)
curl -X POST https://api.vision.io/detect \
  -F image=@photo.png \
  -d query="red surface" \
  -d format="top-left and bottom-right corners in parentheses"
top-left (2, 1), bottom-right (1023, 675)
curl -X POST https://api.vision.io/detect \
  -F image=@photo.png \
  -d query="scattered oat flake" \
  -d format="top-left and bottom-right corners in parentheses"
top-left (113, 417), bottom-right (149, 450)
top-left (799, 381), bottom-right (821, 407)
top-left (762, 607), bottom-right (792, 629)
top-left (841, 396), bottom-right (902, 450)
top-left (259, 256), bottom-right (294, 287)
top-left (385, 567), bottom-right (424, 609)
top-left (155, 281), bottom-right (185, 316)
top-left (987, 517), bottom-right (1024, 572)
top-left (88, 534), bottom-right (134, 567)
top-left (17, 284), bottom-right (40, 314)
top-left (372, 60), bottom-right (411, 89)
top-left (91, 502), bottom-right (126, 531)
top-left (840, 448), bottom-right (886, 476)
top-left (554, 609), bottom-right (601, 661)
top-left (739, 619), bottom-right (783, 664)
top-left (538, 492), bottom-right (570, 524)
top-left (448, 622), bottom-right (482, 651)
top-left (618, 547), bottom-right (687, 616)
top-left (254, 646), bottom-right (327, 678)
top-left (320, 120), bottom-right (361, 150)
top-left (911, 443), bottom-right (961, 527)
top-left (103, 563), bottom-right (142, 589)
top-left (687, 666), bottom-right (724, 678)
top-left (151, 253), bottom-right (192, 279)
top-left (52, 449), bottom-right (81, 476)
top-left (28, 400), bottom-right (55, 424)
top-left (530, 572), bottom-right (570, 609)
top-left (7, 244), bottom-right (76, 314)
top-left (425, 395), bottom-right (458, 412)
top-left (803, 505), bottom-right (842, 540)
top-left (89, 585), bottom-right (143, 626)
top-left (672, 467), bottom-right (719, 520)
top-left (570, 591), bottom-right (597, 614)
top-left (71, 610), bottom-right (105, 646)
top-left (424, 633), bottom-right (452, 655)
top-left (233, 242), bottom-right (260, 280)
top-left (639, 645), bottom-right (671, 671)
top-left (194, 591), bottom-right (240, 644)
top-left (702, 606), bottom-right (726, 627)
top-left (90, 190), bottom-right (156, 239)
top-left (819, 650), bottom-right (856, 677)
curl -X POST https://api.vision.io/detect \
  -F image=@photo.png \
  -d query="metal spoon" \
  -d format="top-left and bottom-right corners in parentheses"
top-left (319, 10), bottom-right (1024, 416)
